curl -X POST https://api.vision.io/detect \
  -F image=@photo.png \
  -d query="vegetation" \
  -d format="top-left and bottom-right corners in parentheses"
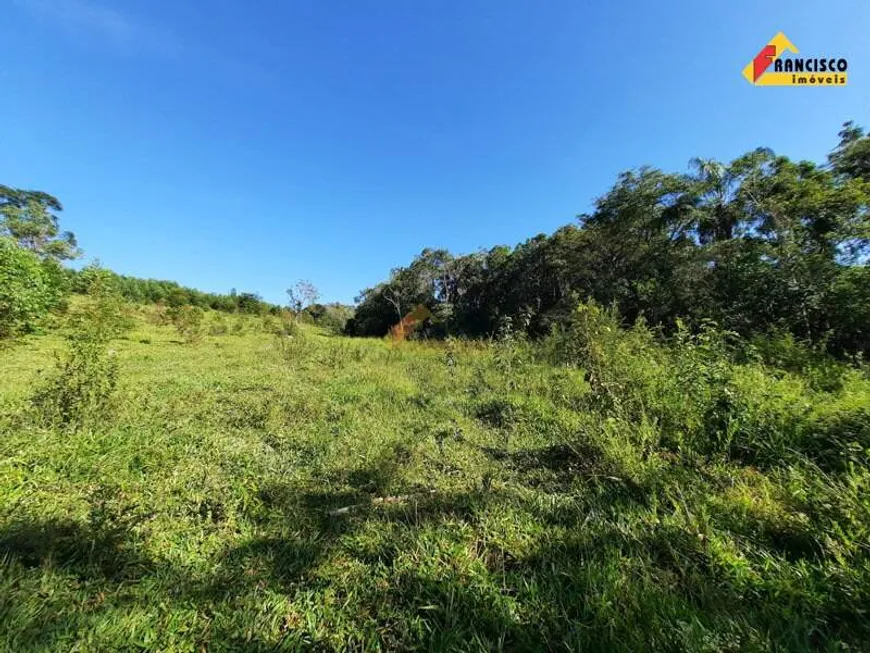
top-left (0, 186), bottom-right (78, 339)
top-left (1, 308), bottom-right (869, 650)
top-left (0, 122), bottom-right (868, 650)
top-left (168, 304), bottom-right (206, 344)
top-left (350, 123), bottom-right (870, 357)
top-left (286, 280), bottom-right (321, 318)
top-left (0, 237), bottom-right (57, 339)
top-left (29, 268), bottom-right (129, 430)
top-left (73, 272), bottom-right (277, 316)
top-left (304, 302), bottom-right (356, 335)
top-left (0, 185), bottom-right (80, 262)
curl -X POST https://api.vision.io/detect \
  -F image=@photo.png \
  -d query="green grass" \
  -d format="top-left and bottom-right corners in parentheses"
top-left (1, 310), bottom-right (869, 651)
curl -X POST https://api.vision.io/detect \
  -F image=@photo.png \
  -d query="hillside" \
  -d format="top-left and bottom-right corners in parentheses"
top-left (1, 305), bottom-right (868, 651)
top-left (4, 5), bottom-right (869, 650)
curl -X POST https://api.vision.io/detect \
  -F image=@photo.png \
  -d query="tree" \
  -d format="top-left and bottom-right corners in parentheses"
top-left (347, 121), bottom-right (870, 355)
top-left (286, 280), bottom-right (320, 317)
top-left (688, 157), bottom-right (743, 244)
top-left (578, 167), bottom-right (698, 326)
top-left (382, 285), bottom-right (403, 323)
top-left (0, 185), bottom-right (80, 261)
top-left (237, 292), bottom-right (268, 315)
top-left (830, 121), bottom-right (870, 182)
top-left (305, 302), bottom-right (355, 334)
top-left (0, 237), bottom-right (55, 339)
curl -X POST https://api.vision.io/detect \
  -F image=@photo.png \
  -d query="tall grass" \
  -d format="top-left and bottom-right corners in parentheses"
top-left (0, 302), bottom-right (868, 650)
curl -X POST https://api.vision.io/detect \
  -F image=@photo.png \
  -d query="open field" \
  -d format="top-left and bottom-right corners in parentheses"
top-left (3, 6), bottom-right (869, 650)
top-left (1, 311), bottom-right (869, 652)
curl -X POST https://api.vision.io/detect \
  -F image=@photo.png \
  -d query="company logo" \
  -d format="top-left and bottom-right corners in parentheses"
top-left (743, 32), bottom-right (848, 86)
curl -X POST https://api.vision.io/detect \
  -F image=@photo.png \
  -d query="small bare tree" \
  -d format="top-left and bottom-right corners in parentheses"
top-left (286, 280), bottom-right (320, 318)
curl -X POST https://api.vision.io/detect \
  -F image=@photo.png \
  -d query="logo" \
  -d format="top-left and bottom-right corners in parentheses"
top-left (743, 32), bottom-right (848, 86)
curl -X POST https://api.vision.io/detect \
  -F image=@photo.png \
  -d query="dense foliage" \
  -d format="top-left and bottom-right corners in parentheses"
top-left (0, 186), bottom-right (80, 338)
top-left (303, 302), bottom-right (356, 333)
top-left (0, 238), bottom-right (57, 339)
top-left (71, 270), bottom-right (277, 315)
top-left (350, 123), bottom-right (870, 356)
top-left (0, 185), bottom-right (80, 261)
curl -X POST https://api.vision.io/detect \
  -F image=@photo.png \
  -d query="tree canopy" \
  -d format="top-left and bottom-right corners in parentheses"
top-left (0, 185), bottom-right (80, 261)
top-left (350, 122), bottom-right (870, 355)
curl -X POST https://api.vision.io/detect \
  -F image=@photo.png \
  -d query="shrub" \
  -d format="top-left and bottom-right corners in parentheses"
top-left (30, 268), bottom-right (127, 429)
top-left (801, 381), bottom-right (870, 472)
top-left (539, 301), bottom-right (837, 466)
top-left (306, 303), bottom-right (355, 334)
top-left (31, 337), bottom-right (120, 430)
top-left (823, 265), bottom-right (870, 356)
top-left (68, 266), bottom-right (133, 339)
top-left (274, 326), bottom-right (308, 367)
top-left (748, 329), bottom-right (850, 392)
top-left (656, 321), bottom-right (739, 454)
top-left (720, 365), bottom-right (809, 466)
top-left (543, 301), bottom-right (666, 422)
top-left (262, 310), bottom-right (302, 338)
top-left (209, 313), bottom-right (229, 336)
top-left (150, 301), bottom-right (171, 326)
top-left (0, 237), bottom-right (56, 339)
top-left (260, 315), bottom-right (279, 334)
top-left (168, 305), bottom-right (204, 343)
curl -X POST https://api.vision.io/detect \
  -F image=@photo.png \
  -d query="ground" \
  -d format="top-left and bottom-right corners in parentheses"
top-left (0, 312), bottom-right (868, 651)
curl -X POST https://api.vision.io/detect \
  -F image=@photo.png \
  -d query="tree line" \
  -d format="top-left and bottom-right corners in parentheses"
top-left (0, 185), bottom-right (359, 337)
top-left (348, 122), bottom-right (870, 356)
top-left (85, 273), bottom-right (275, 315)
top-left (0, 192), bottom-right (279, 342)
top-left (0, 183), bottom-right (277, 315)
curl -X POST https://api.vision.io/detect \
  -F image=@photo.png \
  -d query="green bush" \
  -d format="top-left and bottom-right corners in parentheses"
top-left (168, 305), bottom-right (205, 343)
top-left (748, 329), bottom-right (851, 392)
top-left (0, 237), bottom-right (56, 339)
top-left (824, 266), bottom-right (870, 356)
top-left (543, 301), bottom-right (669, 424)
top-left (30, 268), bottom-right (127, 429)
top-left (539, 300), bottom-right (869, 470)
top-left (264, 311), bottom-right (302, 338)
top-left (209, 313), bottom-right (229, 336)
top-left (720, 365), bottom-right (809, 465)
top-left (275, 328), bottom-right (308, 365)
top-left (656, 321), bottom-right (739, 454)
top-left (69, 266), bottom-right (133, 339)
top-left (31, 337), bottom-right (119, 430)
top-left (801, 381), bottom-right (870, 471)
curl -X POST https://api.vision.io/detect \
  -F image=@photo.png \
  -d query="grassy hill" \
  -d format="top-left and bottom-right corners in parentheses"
top-left (1, 306), bottom-right (869, 651)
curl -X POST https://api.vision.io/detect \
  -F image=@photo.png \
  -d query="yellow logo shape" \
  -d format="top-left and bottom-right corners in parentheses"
top-left (743, 32), bottom-right (847, 86)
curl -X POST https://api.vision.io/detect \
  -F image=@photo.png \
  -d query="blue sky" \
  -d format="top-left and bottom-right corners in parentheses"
top-left (2, 1), bottom-right (868, 305)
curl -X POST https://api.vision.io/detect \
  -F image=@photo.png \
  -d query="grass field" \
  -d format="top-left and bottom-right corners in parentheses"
top-left (1, 308), bottom-right (869, 651)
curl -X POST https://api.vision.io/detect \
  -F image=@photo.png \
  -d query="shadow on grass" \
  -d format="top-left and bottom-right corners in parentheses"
top-left (473, 440), bottom-right (653, 507)
top-left (0, 517), bottom-right (152, 581)
top-left (2, 449), bottom-right (868, 651)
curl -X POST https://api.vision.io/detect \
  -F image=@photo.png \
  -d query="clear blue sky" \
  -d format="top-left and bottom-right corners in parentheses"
top-left (2, 1), bottom-right (868, 305)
